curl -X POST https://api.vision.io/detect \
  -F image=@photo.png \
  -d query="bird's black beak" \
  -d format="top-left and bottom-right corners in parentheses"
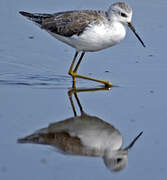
top-left (128, 22), bottom-right (146, 47)
top-left (124, 131), bottom-right (143, 151)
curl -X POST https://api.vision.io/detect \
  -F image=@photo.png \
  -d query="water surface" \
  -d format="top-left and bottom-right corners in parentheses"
top-left (0, 0), bottom-right (167, 179)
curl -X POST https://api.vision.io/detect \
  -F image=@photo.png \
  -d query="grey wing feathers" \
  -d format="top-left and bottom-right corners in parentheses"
top-left (19, 10), bottom-right (108, 37)
top-left (41, 10), bottom-right (107, 37)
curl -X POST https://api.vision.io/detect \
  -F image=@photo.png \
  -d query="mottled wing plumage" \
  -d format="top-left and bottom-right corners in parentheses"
top-left (19, 10), bottom-right (108, 37)
top-left (41, 10), bottom-right (108, 37)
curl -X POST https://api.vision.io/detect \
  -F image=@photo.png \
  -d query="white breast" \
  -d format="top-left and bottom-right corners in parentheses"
top-left (72, 22), bottom-right (126, 52)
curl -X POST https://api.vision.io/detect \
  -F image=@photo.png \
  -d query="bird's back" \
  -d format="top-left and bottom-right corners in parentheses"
top-left (19, 10), bottom-right (108, 37)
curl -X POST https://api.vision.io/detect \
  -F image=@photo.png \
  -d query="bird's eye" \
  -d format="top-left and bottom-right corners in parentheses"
top-left (116, 158), bottom-right (122, 163)
top-left (120, 12), bottom-right (127, 17)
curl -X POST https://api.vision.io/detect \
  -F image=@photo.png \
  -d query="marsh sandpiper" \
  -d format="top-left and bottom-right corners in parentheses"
top-left (19, 2), bottom-right (145, 87)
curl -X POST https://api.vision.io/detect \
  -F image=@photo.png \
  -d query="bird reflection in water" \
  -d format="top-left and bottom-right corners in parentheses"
top-left (18, 87), bottom-right (143, 172)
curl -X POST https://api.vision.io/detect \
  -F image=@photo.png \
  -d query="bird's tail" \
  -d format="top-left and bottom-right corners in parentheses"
top-left (19, 11), bottom-right (53, 26)
top-left (17, 127), bottom-right (49, 144)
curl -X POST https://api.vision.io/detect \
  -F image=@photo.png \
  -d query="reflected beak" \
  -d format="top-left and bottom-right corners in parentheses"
top-left (128, 22), bottom-right (146, 47)
top-left (124, 131), bottom-right (143, 151)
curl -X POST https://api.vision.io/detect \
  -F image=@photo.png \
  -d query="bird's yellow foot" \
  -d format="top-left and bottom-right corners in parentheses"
top-left (103, 81), bottom-right (112, 88)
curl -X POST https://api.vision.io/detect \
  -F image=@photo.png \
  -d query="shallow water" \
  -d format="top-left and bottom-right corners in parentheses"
top-left (0, 0), bottom-right (167, 179)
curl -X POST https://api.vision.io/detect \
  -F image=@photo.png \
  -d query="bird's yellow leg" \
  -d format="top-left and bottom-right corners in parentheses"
top-left (73, 52), bottom-right (112, 87)
top-left (74, 74), bottom-right (112, 88)
top-left (68, 51), bottom-right (78, 75)
top-left (68, 51), bottom-right (79, 88)
top-left (68, 51), bottom-right (112, 88)
top-left (73, 52), bottom-right (85, 73)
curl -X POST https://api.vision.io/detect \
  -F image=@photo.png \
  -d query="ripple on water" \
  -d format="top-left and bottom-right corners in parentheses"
top-left (0, 72), bottom-right (72, 88)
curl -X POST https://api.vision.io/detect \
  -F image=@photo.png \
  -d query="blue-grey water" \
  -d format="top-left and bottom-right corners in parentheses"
top-left (0, 0), bottom-right (167, 179)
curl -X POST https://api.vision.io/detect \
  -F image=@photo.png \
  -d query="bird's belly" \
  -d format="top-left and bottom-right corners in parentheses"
top-left (49, 23), bottom-right (126, 52)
